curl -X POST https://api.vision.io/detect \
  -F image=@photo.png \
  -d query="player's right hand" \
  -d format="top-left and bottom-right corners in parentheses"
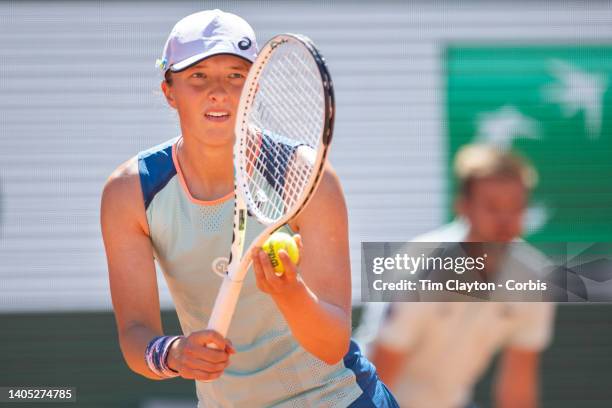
top-left (166, 330), bottom-right (236, 381)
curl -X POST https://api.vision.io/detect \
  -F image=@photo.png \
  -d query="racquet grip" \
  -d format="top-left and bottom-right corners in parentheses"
top-left (203, 278), bottom-right (240, 383)
top-left (206, 276), bottom-right (243, 340)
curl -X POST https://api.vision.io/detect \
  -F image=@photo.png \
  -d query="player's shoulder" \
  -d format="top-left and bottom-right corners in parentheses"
top-left (291, 161), bottom-right (345, 231)
top-left (136, 138), bottom-right (179, 210)
top-left (306, 162), bottom-right (345, 214)
top-left (103, 138), bottom-right (178, 207)
top-left (137, 137), bottom-right (176, 163)
top-left (102, 155), bottom-right (142, 209)
top-left (410, 218), bottom-right (469, 243)
top-left (100, 154), bottom-right (150, 235)
top-left (316, 161), bottom-right (343, 197)
top-left (297, 161), bottom-right (344, 210)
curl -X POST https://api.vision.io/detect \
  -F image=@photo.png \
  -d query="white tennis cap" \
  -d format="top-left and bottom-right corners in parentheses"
top-left (157, 9), bottom-right (258, 73)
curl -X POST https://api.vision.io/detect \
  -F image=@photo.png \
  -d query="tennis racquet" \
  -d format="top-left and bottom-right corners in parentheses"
top-left (206, 34), bottom-right (335, 339)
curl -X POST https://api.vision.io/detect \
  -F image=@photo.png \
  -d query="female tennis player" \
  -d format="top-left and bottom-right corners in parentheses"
top-left (100, 9), bottom-right (397, 407)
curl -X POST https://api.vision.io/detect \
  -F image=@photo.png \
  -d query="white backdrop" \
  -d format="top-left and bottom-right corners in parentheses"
top-left (0, 1), bottom-right (610, 311)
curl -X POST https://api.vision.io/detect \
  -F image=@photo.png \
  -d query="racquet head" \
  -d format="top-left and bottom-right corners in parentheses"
top-left (234, 33), bottom-right (334, 228)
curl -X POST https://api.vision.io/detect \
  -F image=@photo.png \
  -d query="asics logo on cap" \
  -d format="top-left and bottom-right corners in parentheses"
top-left (238, 37), bottom-right (252, 50)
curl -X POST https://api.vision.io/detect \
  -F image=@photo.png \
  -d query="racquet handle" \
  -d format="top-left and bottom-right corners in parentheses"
top-left (206, 275), bottom-right (243, 341)
top-left (202, 277), bottom-right (240, 383)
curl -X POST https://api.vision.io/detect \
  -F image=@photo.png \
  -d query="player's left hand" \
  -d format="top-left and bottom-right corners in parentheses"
top-left (251, 234), bottom-right (304, 298)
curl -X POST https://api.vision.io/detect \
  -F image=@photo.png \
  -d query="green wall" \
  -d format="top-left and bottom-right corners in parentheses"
top-left (446, 46), bottom-right (612, 242)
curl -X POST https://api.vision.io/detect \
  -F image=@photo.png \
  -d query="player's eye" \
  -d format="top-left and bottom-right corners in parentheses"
top-left (190, 72), bottom-right (206, 79)
top-left (229, 72), bottom-right (245, 79)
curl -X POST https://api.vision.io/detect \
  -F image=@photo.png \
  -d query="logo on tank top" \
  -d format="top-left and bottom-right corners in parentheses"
top-left (212, 256), bottom-right (229, 278)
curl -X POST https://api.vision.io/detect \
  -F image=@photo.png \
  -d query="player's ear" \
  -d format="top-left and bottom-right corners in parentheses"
top-left (161, 80), bottom-right (177, 109)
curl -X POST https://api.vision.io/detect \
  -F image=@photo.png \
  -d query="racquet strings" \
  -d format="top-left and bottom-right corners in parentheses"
top-left (241, 41), bottom-right (325, 223)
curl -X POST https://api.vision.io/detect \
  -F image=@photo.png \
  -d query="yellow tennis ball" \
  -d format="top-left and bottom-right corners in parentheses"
top-left (262, 232), bottom-right (300, 276)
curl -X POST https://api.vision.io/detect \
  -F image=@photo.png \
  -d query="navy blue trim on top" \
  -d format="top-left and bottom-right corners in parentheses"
top-left (138, 139), bottom-right (177, 210)
top-left (259, 132), bottom-right (301, 194)
top-left (344, 340), bottom-right (399, 408)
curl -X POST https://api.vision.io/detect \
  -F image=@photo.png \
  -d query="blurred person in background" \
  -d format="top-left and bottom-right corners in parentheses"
top-left (362, 144), bottom-right (556, 408)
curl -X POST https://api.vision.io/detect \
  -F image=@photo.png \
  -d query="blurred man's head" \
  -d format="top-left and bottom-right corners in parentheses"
top-left (454, 144), bottom-right (537, 242)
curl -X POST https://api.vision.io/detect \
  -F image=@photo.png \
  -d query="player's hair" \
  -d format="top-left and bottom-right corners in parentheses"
top-left (454, 144), bottom-right (537, 197)
top-left (164, 70), bottom-right (174, 86)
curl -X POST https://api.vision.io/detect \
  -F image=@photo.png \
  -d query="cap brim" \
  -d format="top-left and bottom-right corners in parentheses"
top-left (170, 50), bottom-right (254, 73)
